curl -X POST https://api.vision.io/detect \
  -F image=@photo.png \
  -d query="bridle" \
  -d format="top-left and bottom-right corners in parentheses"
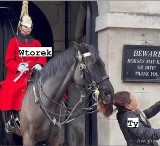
top-left (74, 49), bottom-right (109, 103)
top-left (32, 47), bottom-right (110, 128)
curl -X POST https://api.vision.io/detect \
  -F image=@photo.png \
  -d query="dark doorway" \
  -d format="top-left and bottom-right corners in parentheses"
top-left (0, 8), bottom-right (14, 144)
top-left (65, 1), bottom-right (98, 146)
top-left (85, 1), bottom-right (98, 146)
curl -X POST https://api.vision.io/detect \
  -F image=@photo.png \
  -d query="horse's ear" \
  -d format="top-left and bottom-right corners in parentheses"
top-left (81, 43), bottom-right (88, 47)
top-left (73, 42), bottom-right (86, 54)
top-left (72, 41), bottom-right (79, 46)
top-left (87, 44), bottom-right (99, 55)
top-left (73, 44), bottom-right (79, 52)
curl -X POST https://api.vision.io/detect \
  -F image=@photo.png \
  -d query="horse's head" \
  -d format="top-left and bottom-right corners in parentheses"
top-left (73, 43), bottom-right (114, 116)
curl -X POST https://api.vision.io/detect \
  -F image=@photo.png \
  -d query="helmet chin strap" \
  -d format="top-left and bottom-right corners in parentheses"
top-left (20, 28), bottom-right (31, 36)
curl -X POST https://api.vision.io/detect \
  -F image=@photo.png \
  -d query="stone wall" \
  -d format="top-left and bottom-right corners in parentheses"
top-left (96, 1), bottom-right (160, 145)
top-left (34, 1), bottom-right (65, 54)
top-left (34, 1), bottom-right (85, 53)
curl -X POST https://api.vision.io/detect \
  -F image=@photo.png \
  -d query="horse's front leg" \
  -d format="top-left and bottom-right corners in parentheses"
top-left (23, 132), bottom-right (36, 146)
top-left (50, 131), bottom-right (61, 146)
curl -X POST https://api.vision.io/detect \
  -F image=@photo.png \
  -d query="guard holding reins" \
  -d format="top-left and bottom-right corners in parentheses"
top-left (0, 1), bottom-right (47, 133)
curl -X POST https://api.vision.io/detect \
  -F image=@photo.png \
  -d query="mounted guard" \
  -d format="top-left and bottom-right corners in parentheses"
top-left (0, 0), bottom-right (47, 133)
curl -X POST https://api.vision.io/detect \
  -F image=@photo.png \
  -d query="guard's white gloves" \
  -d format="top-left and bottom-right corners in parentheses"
top-left (33, 64), bottom-right (42, 71)
top-left (17, 63), bottom-right (29, 72)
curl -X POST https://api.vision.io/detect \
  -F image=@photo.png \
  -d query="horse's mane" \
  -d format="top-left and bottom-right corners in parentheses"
top-left (35, 43), bottom-right (98, 83)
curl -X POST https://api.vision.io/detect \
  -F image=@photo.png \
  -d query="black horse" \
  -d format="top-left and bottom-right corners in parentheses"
top-left (4, 43), bottom-right (114, 145)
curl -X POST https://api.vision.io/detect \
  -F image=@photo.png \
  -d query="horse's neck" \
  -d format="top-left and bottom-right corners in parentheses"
top-left (41, 62), bottom-right (76, 104)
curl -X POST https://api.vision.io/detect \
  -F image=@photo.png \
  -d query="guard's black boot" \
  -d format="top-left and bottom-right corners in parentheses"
top-left (5, 114), bottom-right (16, 133)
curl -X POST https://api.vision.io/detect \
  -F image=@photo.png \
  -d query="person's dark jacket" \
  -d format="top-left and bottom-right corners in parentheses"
top-left (117, 101), bottom-right (160, 146)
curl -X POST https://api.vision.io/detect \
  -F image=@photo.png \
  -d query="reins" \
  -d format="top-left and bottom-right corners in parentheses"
top-left (32, 45), bottom-right (109, 128)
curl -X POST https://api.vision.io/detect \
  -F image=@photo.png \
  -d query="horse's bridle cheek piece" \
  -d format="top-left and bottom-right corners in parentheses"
top-left (76, 50), bottom-right (108, 102)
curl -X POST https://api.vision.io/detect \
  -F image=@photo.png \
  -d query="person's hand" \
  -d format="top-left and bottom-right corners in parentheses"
top-left (21, 62), bottom-right (29, 68)
top-left (33, 64), bottom-right (42, 71)
top-left (17, 63), bottom-right (29, 72)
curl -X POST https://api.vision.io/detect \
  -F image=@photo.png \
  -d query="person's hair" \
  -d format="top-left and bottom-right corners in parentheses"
top-left (114, 91), bottom-right (131, 110)
top-left (98, 97), bottom-right (113, 117)
top-left (97, 91), bottom-right (131, 116)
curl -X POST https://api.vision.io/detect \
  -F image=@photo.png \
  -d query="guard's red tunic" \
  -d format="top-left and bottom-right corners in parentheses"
top-left (0, 36), bottom-right (47, 110)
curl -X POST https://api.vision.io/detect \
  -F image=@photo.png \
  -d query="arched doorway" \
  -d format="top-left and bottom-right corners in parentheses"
top-left (85, 2), bottom-right (98, 146)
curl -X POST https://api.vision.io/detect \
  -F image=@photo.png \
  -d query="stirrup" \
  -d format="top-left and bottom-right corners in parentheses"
top-left (5, 121), bottom-right (15, 133)
top-left (14, 117), bottom-right (20, 129)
